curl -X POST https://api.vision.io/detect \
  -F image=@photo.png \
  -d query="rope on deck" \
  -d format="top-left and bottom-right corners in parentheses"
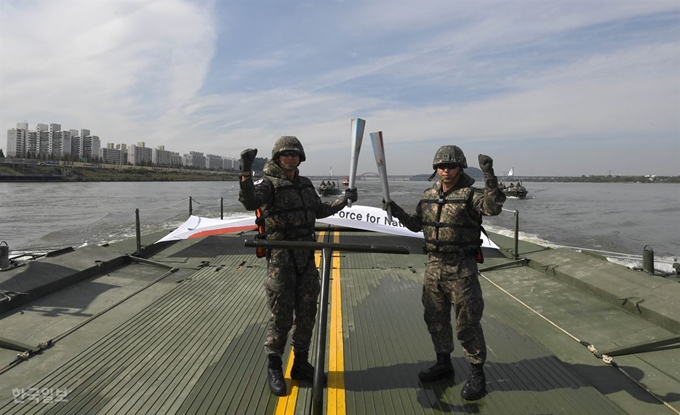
top-left (479, 271), bottom-right (680, 415)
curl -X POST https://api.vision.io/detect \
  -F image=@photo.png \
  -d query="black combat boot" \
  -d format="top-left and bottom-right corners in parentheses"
top-left (290, 351), bottom-right (315, 383)
top-left (461, 363), bottom-right (486, 400)
top-left (418, 353), bottom-right (454, 382)
top-left (267, 355), bottom-right (286, 396)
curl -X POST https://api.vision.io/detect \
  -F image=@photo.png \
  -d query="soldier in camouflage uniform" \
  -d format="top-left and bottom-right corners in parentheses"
top-left (384, 145), bottom-right (505, 401)
top-left (238, 136), bottom-right (358, 396)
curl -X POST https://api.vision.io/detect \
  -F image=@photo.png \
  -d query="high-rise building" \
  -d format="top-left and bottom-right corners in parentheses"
top-left (81, 136), bottom-right (100, 160)
top-left (184, 151), bottom-right (206, 168)
top-left (206, 153), bottom-right (223, 170)
top-left (100, 147), bottom-right (124, 165)
top-left (153, 145), bottom-right (174, 166)
top-left (4, 121), bottom-right (232, 168)
top-left (6, 128), bottom-right (26, 157)
top-left (116, 144), bottom-right (128, 164)
top-left (58, 131), bottom-right (72, 157)
top-left (48, 123), bottom-right (61, 156)
top-left (71, 136), bottom-right (81, 158)
top-left (129, 143), bottom-right (152, 165)
top-left (36, 124), bottom-right (48, 157)
top-left (27, 131), bottom-right (38, 156)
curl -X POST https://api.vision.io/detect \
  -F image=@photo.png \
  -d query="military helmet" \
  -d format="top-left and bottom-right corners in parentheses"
top-left (272, 135), bottom-right (306, 162)
top-left (432, 145), bottom-right (467, 169)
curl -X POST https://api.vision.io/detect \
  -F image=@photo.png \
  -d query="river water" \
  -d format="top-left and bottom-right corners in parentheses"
top-left (1, 180), bottom-right (678, 271)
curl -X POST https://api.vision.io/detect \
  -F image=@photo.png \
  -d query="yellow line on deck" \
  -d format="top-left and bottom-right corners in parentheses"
top-left (327, 231), bottom-right (346, 415)
top-left (275, 356), bottom-right (299, 414)
top-left (274, 232), bottom-right (327, 414)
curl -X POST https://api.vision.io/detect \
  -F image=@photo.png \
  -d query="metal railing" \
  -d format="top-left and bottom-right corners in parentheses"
top-left (244, 238), bottom-right (410, 415)
top-left (134, 196), bottom-right (226, 255)
top-left (478, 208), bottom-right (527, 272)
top-left (507, 208), bottom-right (520, 260)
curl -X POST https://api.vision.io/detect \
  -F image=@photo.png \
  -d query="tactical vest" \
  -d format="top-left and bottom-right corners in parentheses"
top-left (419, 186), bottom-right (482, 253)
top-left (260, 175), bottom-right (318, 240)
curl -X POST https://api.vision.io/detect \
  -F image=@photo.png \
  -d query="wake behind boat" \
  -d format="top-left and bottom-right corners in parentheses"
top-left (1, 204), bottom-right (678, 414)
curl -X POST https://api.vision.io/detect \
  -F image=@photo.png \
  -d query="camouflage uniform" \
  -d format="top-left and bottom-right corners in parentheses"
top-left (392, 171), bottom-right (505, 365)
top-left (239, 158), bottom-right (346, 357)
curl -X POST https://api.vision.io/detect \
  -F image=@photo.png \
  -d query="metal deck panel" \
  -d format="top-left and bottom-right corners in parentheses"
top-left (337, 231), bottom-right (628, 415)
top-left (479, 259), bottom-right (680, 415)
top-left (2, 230), bottom-right (676, 414)
top-left (0, 252), bottom-right (276, 415)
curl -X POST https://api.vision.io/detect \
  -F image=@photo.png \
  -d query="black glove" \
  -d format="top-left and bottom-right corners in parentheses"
top-left (344, 187), bottom-right (358, 203)
top-left (478, 154), bottom-right (494, 177)
top-left (382, 199), bottom-right (392, 211)
top-left (240, 148), bottom-right (257, 173)
top-left (382, 199), bottom-right (404, 216)
top-left (478, 154), bottom-right (498, 188)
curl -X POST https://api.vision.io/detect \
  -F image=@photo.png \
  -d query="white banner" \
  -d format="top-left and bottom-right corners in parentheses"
top-left (320, 204), bottom-right (420, 238)
top-left (156, 215), bottom-right (257, 242)
top-left (156, 205), bottom-right (499, 250)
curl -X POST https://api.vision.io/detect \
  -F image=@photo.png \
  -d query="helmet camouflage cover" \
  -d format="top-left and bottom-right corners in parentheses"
top-left (432, 145), bottom-right (467, 169)
top-left (272, 135), bottom-right (306, 162)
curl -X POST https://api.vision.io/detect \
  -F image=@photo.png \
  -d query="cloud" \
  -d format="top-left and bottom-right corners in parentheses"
top-left (1, 0), bottom-right (678, 176)
top-left (1, 0), bottom-right (215, 141)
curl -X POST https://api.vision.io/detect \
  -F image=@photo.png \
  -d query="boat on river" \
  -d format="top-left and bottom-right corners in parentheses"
top-left (318, 179), bottom-right (342, 197)
top-left (502, 168), bottom-right (528, 199)
top-left (342, 177), bottom-right (349, 186)
top-left (501, 181), bottom-right (528, 199)
top-left (1, 203), bottom-right (678, 414)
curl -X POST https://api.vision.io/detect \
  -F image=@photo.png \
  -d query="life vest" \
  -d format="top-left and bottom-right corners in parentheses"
top-left (256, 174), bottom-right (318, 241)
top-left (419, 186), bottom-right (483, 254)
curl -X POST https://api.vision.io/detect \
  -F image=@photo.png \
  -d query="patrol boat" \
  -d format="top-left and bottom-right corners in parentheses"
top-left (1, 204), bottom-right (678, 415)
top-left (318, 179), bottom-right (342, 197)
top-left (500, 181), bottom-right (529, 199)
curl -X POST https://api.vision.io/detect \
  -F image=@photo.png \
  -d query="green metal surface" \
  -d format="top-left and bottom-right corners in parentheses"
top-left (337, 231), bottom-right (629, 414)
top-left (0, 230), bottom-right (677, 414)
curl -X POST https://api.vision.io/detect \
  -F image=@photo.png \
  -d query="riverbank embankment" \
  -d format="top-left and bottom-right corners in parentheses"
top-left (1, 159), bottom-right (678, 182)
top-left (0, 164), bottom-right (239, 182)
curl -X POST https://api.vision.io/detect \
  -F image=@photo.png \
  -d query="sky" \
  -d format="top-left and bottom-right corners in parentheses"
top-left (1, 0), bottom-right (679, 177)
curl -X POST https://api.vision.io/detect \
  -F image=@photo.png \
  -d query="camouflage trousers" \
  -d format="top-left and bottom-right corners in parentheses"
top-left (422, 253), bottom-right (487, 364)
top-left (263, 249), bottom-right (321, 356)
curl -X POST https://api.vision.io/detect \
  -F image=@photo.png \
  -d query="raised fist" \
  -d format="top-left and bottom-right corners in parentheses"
top-left (240, 148), bottom-right (258, 173)
top-left (478, 154), bottom-right (494, 176)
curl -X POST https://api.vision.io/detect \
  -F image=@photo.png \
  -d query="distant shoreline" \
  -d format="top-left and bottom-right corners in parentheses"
top-left (0, 166), bottom-right (240, 182)
top-left (409, 173), bottom-right (679, 184)
top-left (507, 176), bottom-right (679, 184)
top-left (1, 172), bottom-right (678, 184)
top-left (0, 162), bottom-right (678, 183)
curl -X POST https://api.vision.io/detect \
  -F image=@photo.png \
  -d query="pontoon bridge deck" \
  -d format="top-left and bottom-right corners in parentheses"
top-left (1, 227), bottom-right (678, 414)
